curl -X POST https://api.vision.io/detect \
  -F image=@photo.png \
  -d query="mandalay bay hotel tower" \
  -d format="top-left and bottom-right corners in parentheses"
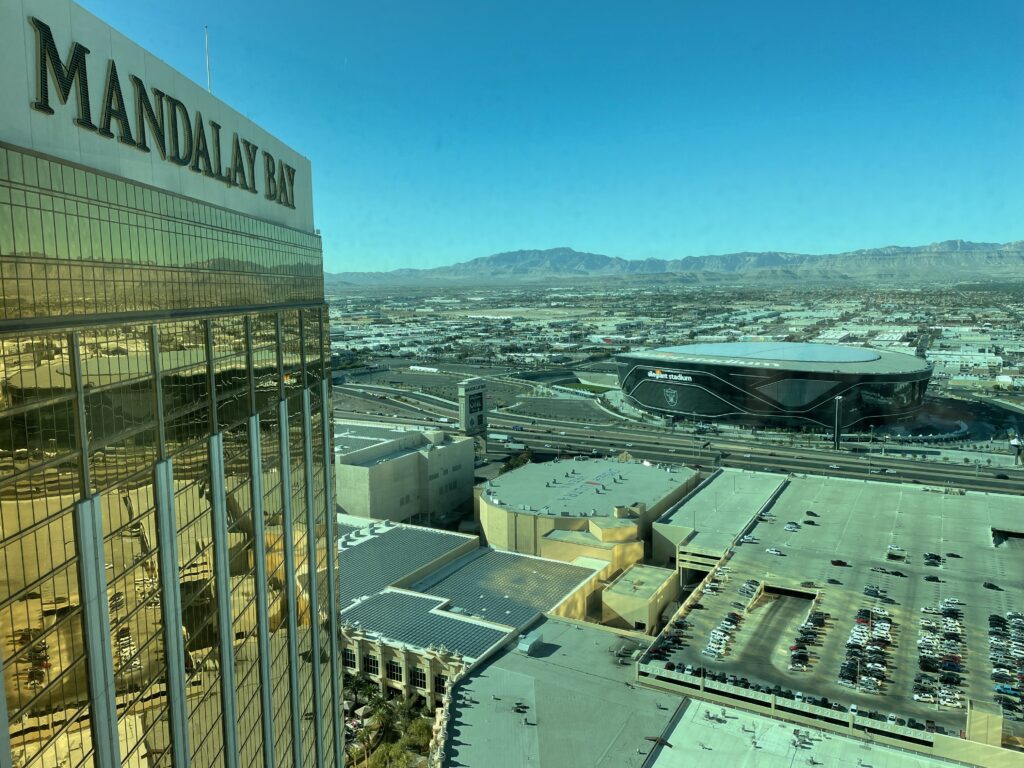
top-left (0, 1), bottom-right (344, 767)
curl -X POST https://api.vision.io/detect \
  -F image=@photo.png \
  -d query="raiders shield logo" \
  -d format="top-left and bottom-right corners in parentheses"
top-left (664, 387), bottom-right (679, 407)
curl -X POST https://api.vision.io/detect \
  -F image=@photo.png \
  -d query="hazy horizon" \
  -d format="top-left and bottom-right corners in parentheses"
top-left (325, 238), bottom-right (1023, 274)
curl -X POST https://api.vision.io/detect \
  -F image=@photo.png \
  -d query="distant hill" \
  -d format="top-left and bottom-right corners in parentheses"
top-left (325, 241), bottom-right (1024, 287)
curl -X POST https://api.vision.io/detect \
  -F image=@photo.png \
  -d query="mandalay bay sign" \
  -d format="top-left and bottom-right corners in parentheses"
top-left (27, 16), bottom-right (300, 211)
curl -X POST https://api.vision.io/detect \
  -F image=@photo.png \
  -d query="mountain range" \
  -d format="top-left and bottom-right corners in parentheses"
top-left (324, 241), bottom-right (1024, 287)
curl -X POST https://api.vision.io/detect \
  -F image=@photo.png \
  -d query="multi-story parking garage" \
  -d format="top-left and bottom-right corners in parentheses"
top-left (617, 342), bottom-right (932, 430)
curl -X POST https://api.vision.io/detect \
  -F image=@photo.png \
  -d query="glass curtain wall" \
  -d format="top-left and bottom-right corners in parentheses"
top-left (0, 144), bottom-right (340, 768)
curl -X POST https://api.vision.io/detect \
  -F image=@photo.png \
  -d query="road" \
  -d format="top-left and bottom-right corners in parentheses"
top-left (333, 383), bottom-right (1021, 495)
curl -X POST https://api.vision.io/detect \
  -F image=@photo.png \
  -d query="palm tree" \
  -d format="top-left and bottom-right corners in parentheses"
top-left (394, 696), bottom-right (418, 731)
top-left (348, 671), bottom-right (377, 709)
top-left (368, 693), bottom-right (399, 742)
top-left (358, 725), bottom-right (373, 768)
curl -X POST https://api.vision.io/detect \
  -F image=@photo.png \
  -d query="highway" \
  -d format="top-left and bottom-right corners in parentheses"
top-left (333, 384), bottom-right (1021, 495)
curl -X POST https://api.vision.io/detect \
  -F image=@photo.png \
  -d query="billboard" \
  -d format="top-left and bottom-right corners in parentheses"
top-left (458, 377), bottom-right (487, 436)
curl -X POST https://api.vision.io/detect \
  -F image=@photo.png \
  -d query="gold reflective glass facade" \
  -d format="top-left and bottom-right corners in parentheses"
top-left (0, 145), bottom-right (341, 767)
top-left (0, 143), bottom-right (322, 320)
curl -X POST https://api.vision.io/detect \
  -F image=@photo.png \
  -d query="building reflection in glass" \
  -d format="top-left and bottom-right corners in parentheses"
top-left (1, 145), bottom-right (341, 767)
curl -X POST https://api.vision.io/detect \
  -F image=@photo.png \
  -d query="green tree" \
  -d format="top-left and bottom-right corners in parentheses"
top-left (393, 696), bottom-right (419, 731)
top-left (368, 693), bottom-right (399, 742)
top-left (368, 742), bottom-right (413, 768)
top-left (347, 671), bottom-right (377, 709)
top-left (399, 717), bottom-right (434, 755)
top-left (357, 726), bottom-right (374, 768)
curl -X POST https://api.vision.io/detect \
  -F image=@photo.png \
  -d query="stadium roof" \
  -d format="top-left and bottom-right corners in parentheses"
top-left (414, 549), bottom-right (599, 626)
top-left (339, 590), bottom-right (510, 660)
top-left (618, 341), bottom-right (931, 375)
top-left (480, 458), bottom-right (694, 519)
top-left (7, 349), bottom-right (286, 391)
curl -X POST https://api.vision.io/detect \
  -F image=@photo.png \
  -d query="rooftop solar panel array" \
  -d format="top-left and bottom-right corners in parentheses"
top-left (338, 525), bottom-right (471, 608)
top-left (336, 522), bottom-right (365, 539)
top-left (420, 550), bottom-right (597, 628)
top-left (340, 591), bottom-right (509, 660)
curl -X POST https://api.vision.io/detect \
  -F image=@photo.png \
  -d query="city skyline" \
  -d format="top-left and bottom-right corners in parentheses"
top-left (76, 0), bottom-right (1024, 272)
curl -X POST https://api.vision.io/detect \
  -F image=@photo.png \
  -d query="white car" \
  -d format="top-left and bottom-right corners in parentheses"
top-left (828, 464), bottom-right (840, 469)
top-left (913, 694), bottom-right (935, 702)
top-left (766, 548), bottom-right (783, 556)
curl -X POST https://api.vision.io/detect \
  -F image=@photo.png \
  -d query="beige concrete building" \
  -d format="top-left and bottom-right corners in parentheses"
top-left (336, 516), bottom-right (603, 709)
top-left (334, 422), bottom-right (475, 525)
top-left (477, 458), bottom-right (698, 567)
top-left (601, 564), bottom-right (679, 634)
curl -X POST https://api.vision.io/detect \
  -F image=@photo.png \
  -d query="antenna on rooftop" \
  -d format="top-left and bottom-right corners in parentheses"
top-left (204, 26), bottom-right (212, 93)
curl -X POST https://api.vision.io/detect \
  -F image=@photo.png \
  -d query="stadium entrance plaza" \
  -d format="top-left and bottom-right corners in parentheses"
top-left (644, 472), bottom-right (1024, 742)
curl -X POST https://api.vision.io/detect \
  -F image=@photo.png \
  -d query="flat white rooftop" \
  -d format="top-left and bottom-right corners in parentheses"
top-left (650, 699), bottom-right (961, 767)
top-left (481, 458), bottom-right (693, 519)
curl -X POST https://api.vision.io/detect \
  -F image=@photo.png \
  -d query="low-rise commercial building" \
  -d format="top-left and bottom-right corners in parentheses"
top-left (476, 458), bottom-right (697, 568)
top-left (601, 564), bottom-right (679, 634)
top-left (336, 516), bottom-right (605, 709)
top-left (335, 422), bottom-right (474, 525)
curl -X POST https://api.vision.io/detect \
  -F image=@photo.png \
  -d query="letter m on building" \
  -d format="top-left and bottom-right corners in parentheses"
top-left (30, 17), bottom-right (96, 130)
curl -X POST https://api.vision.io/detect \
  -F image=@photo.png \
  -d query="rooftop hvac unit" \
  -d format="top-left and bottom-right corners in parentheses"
top-left (517, 630), bottom-right (543, 656)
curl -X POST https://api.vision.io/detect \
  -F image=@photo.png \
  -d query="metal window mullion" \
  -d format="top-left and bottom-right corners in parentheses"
top-left (150, 325), bottom-right (167, 459)
top-left (248, 414), bottom-right (276, 768)
top-left (209, 433), bottom-right (240, 768)
top-left (245, 316), bottom-right (257, 416)
top-left (154, 459), bottom-right (190, 767)
top-left (73, 494), bottom-right (121, 767)
top-left (205, 319), bottom-right (218, 430)
top-left (68, 331), bottom-right (91, 494)
top-left (0, 643), bottom-right (8, 762)
top-left (278, 398), bottom-right (303, 767)
top-left (320, 377), bottom-right (343, 768)
top-left (301, 389), bottom-right (324, 768)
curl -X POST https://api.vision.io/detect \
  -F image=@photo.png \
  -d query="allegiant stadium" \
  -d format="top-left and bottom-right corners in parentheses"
top-left (616, 342), bottom-right (932, 430)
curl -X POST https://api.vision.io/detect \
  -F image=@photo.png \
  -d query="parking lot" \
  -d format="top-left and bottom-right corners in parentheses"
top-left (508, 396), bottom-right (612, 423)
top-left (645, 474), bottom-right (1024, 739)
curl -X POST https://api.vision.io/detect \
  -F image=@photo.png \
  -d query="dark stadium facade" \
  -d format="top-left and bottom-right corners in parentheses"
top-left (616, 342), bottom-right (933, 430)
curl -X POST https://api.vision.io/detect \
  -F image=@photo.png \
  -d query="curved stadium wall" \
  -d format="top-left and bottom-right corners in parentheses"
top-left (616, 342), bottom-right (932, 430)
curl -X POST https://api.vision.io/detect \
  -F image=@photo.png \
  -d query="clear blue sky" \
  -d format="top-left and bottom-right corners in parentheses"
top-left (81, 0), bottom-right (1023, 272)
